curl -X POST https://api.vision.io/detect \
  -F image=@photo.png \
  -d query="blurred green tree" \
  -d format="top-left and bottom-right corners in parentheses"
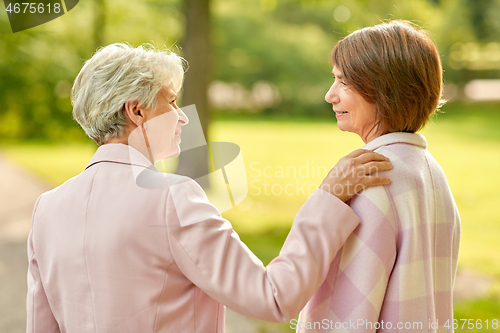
top-left (465, 0), bottom-right (498, 41)
top-left (175, 0), bottom-right (212, 188)
top-left (0, 0), bottom-right (499, 141)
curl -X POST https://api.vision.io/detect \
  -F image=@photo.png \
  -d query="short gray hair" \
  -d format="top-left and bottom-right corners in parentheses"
top-left (72, 43), bottom-right (185, 145)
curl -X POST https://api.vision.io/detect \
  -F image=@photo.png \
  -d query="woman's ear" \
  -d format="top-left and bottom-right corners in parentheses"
top-left (124, 100), bottom-right (145, 127)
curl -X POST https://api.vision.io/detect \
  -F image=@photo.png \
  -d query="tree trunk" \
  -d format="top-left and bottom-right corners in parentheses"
top-left (176, 0), bottom-right (212, 189)
top-left (93, 0), bottom-right (105, 50)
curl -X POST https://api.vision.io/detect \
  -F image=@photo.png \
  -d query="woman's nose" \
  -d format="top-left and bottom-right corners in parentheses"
top-left (325, 84), bottom-right (339, 104)
top-left (177, 108), bottom-right (189, 125)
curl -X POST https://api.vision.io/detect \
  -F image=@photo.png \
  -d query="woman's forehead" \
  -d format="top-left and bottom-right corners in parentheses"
top-left (332, 66), bottom-right (344, 77)
top-left (158, 84), bottom-right (177, 100)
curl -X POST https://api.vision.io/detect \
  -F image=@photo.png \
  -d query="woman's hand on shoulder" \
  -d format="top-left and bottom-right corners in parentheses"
top-left (320, 149), bottom-right (392, 202)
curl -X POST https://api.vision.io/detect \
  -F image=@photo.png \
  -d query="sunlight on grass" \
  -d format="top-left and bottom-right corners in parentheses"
top-left (0, 142), bottom-right (97, 186)
top-left (453, 296), bottom-right (500, 332)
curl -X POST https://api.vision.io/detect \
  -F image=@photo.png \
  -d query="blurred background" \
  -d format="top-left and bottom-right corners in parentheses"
top-left (1, 0), bottom-right (499, 332)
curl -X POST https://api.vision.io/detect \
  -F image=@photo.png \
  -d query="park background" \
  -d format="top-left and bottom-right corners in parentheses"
top-left (1, 0), bottom-right (500, 332)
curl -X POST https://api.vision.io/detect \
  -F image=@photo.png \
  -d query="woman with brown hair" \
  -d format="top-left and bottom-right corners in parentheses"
top-left (296, 21), bottom-right (460, 332)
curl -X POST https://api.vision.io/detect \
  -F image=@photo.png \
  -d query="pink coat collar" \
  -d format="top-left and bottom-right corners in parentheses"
top-left (85, 143), bottom-right (155, 170)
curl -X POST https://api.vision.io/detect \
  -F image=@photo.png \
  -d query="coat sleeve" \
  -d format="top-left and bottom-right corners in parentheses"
top-left (165, 177), bottom-right (360, 322)
top-left (27, 197), bottom-right (60, 333)
top-left (296, 185), bottom-right (397, 332)
top-left (338, 186), bottom-right (398, 330)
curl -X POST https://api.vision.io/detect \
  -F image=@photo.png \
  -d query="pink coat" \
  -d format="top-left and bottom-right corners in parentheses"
top-left (27, 143), bottom-right (360, 332)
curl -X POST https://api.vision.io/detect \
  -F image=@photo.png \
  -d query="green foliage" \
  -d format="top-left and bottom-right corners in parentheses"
top-left (0, 0), bottom-right (182, 140)
top-left (212, 0), bottom-right (449, 116)
top-left (213, 0), bottom-right (336, 116)
top-left (1, 0), bottom-right (500, 133)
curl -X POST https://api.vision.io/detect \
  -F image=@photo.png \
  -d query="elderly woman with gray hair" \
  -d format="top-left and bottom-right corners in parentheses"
top-left (27, 43), bottom-right (392, 332)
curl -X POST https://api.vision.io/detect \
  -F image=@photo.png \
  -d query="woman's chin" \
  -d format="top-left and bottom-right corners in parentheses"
top-left (168, 151), bottom-right (181, 159)
top-left (153, 147), bottom-right (181, 162)
top-left (165, 147), bottom-right (181, 159)
top-left (336, 123), bottom-right (350, 133)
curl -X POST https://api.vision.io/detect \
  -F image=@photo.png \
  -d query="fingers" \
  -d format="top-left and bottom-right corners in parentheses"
top-left (355, 151), bottom-right (390, 164)
top-left (346, 149), bottom-right (372, 158)
top-left (362, 161), bottom-right (393, 175)
top-left (322, 149), bottom-right (393, 201)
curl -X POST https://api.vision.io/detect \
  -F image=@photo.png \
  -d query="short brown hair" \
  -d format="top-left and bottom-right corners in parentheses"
top-left (332, 20), bottom-right (444, 134)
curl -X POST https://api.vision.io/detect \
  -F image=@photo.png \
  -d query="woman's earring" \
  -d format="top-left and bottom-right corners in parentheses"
top-left (142, 123), bottom-right (147, 129)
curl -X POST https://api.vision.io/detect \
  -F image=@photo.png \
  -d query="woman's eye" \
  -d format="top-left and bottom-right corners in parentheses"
top-left (333, 76), bottom-right (347, 87)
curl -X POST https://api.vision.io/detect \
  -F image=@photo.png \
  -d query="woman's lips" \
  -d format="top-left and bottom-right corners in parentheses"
top-left (175, 130), bottom-right (181, 138)
top-left (334, 110), bottom-right (348, 118)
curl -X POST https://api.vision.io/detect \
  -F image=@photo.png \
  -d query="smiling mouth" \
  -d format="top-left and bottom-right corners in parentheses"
top-left (334, 110), bottom-right (348, 115)
top-left (175, 130), bottom-right (181, 137)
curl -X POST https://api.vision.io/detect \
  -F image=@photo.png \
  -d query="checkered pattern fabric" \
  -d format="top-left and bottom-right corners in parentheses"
top-left (297, 133), bottom-right (461, 333)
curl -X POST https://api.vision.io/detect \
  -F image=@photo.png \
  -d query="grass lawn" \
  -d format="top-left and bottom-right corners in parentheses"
top-left (1, 102), bottom-right (500, 331)
top-left (453, 296), bottom-right (500, 332)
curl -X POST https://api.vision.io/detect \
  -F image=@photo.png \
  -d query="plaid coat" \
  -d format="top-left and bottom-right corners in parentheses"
top-left (298, 132), bottom-right (461, 333)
